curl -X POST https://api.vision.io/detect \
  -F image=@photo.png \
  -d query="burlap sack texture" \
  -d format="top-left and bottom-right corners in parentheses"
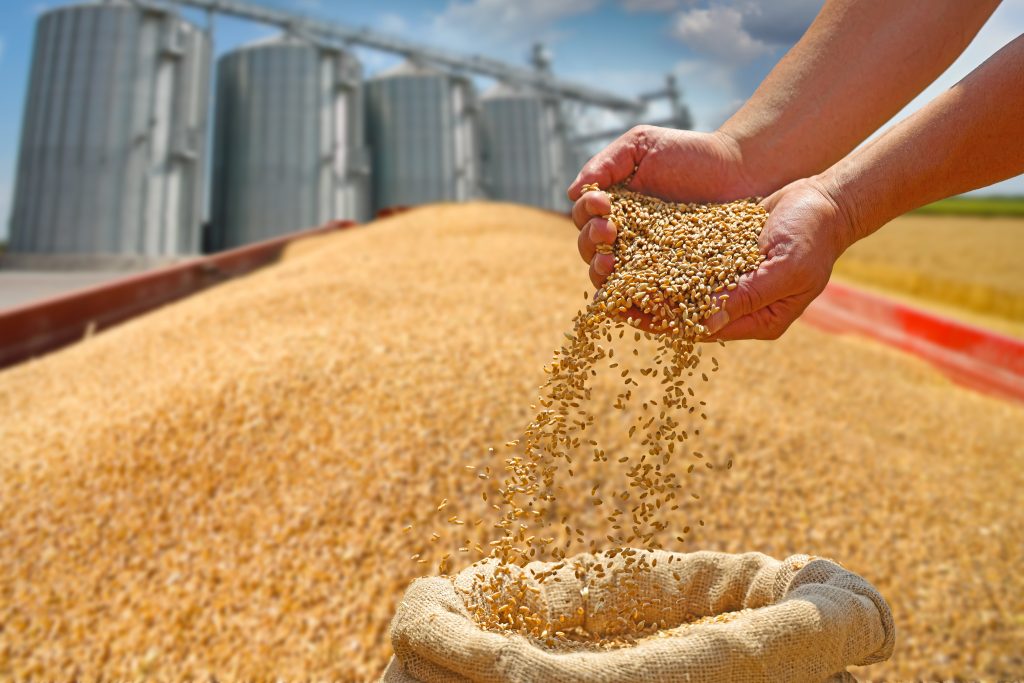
top-left (380, 550), bottom-right (895, 683)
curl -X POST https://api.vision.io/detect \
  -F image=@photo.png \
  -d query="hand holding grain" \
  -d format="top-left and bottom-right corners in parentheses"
top-left (703, 178), bottom-right (853, 341)
top-left (570, 160), bottom-right (852, 342)
top-left (568, 126), bottom-right (752, 289)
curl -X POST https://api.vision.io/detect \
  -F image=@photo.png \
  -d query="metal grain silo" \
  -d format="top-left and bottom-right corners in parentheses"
top-left (365, 61), bottom-right (480, 212)
top-left (209, 36), bottom-right (370, 250)
top-left (7, 1), bottom-right (209, 267)
top-left (480, 84), bottom-right (570, 211)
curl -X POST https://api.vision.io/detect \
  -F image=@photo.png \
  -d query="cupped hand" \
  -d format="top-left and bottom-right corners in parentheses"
top-left (570, 126), bottom-right (754, 288)
top-left (569, 126), bottom-right (855, 343)
top-left (703, 177), bottom-right (855, 341)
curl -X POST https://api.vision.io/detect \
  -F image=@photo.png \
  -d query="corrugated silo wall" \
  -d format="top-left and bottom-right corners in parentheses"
top-left (364, 72), bottom-right (480, 212)
top-left (481, 95), bottom-right (571, 211)
top-left (8, 3), bottom-right (209, 264)
top-left (209, 40), bottom-right (370, 251)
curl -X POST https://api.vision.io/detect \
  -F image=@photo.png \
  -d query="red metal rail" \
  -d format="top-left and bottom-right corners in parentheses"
top-left (802, 281), bottom-right (1024, 403)
top-left (0, 220), bottom-right (355, 370)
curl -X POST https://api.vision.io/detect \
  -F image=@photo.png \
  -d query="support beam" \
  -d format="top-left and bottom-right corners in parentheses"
top-left (155, 0), bottom-right (644, 112)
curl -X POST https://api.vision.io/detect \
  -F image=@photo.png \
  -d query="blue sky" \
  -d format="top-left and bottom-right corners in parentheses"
top-left (1, 0), bottom-right (1023, 238)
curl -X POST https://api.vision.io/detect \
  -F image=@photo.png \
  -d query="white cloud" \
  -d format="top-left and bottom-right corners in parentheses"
top-left (666, 1), bottom-right (821, 65)
top-left (739, 0), bottom-right (823, 45)
top-left (377, 12), bottom-right (409, 36)
top-left (653, 1), bottom-right (821, 43)
top-left (619, 0), bottom-right (681, 12)
top-left (667, 4), bottom-right (774, 129)
top-left (672, 5), bottom-right (771, 65)
top-left (674, 58), bottom-right (733, 92)
top-left (672, 59), bottom-right (744, 130)
top-left (663, 1), bottom-right (822, 131)
top-left (666, 0), bottom-right (1024, 193)
top-left (427, 0), bottom-right (599, 57)
top-left (436, 0), bottom-right (600, 28)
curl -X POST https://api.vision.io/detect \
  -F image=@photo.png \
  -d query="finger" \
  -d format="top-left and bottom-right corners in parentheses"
top-left (592, 252), bottom-right (614, 278)
top-left (759, 181), bottom-right (793, 211)
top-left (588, 253), bottom-right (615, 287)
top-left (702, 259), bottom-right (788, 336)
top-left (587, 216), bottom-right (617, 246)
top-left (709, 308), bottom-right (786, 341)
top-left (572, 192), bottom-right (612, 229)
top-left (567, 127), bottom-right (650, 200)
top-left (572, 196), bottom-right (589, 229)
top-left (709, 272), bottom-right (826, 342)
top-left (578, 223), bottom-right (596, 264)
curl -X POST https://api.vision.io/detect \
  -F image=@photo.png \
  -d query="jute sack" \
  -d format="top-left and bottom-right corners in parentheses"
top-left (380, 550), bottom-right (894, 683)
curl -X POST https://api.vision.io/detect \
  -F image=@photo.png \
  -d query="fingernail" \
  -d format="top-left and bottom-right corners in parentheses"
top-left (704, 310), bottom-right (730, 335)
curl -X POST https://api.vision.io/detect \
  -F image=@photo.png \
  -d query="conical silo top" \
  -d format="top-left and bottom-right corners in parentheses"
top-left (371, 60), bottom-right (448, 80)
top-left (233, 33), bottom-right (316, 52)
top-left (482, 82), bottom-right (543, 101)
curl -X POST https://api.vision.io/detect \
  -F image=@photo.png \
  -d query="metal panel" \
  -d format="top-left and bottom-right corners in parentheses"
top-left (365, 62), bottom-right (481, 212)
top-left (480, 86), bottom-right (570, 211)
top-left (209, 36), bottom-right (369, 250)
top-left (7, 3), bottom-right (210, 264)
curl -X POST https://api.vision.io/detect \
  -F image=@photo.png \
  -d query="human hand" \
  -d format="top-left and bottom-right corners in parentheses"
top-left (569, 126), bottom-right (754, 288)
top-left (702, 177), bottom-right (854, 341)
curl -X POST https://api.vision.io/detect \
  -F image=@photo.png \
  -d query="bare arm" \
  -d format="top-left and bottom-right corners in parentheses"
top-left (570, 0), bottom-right (1001, 290)
top-left (820, 33), bottom-right (1024, 245)
top-left (720, 0), bottom-right (1002, 195)
top-left (707, 34), bottom-right (1024, 341)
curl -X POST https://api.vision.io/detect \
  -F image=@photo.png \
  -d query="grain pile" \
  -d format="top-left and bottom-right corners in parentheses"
top-left (0, 203), bottom-right (1021, 681)
top-left (463, 186), bottom-right (767, 643)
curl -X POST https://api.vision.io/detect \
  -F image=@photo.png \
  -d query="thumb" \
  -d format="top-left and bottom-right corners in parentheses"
top-left (567, 128), bottom-right (648, 200)
top-left (759, 183), bottom-right (792, 211)
top-left (703, 260), bottom-right (788, 336)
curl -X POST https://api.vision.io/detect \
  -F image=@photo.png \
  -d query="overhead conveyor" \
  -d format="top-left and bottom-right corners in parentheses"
top-left (149, 0), bottom-right (647, 113)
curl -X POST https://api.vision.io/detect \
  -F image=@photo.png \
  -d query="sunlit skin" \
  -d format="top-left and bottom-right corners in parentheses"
top-left (570, 0), bottom-right (1023, 341)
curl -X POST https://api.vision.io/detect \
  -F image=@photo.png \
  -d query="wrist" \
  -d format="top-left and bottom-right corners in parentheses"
top-left (700, 129), bottom-right (754, 199)
top-left (805, 171), bottom-right (865, 257)
top-left (713, 127), bottom-right (793, 198)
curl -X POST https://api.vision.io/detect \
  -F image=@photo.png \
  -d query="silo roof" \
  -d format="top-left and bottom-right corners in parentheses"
top-left (234, 33), bottom-right (318, 52)
top-left (42, 0), bottom-right (201, 29)
top-left (371, 60), bottom-right (447, 80)
top-left (481, 82), bottom-right (543, 100)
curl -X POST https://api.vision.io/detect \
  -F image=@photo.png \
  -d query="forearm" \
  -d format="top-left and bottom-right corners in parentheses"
top-left (718, 0), bottom-right (1000, 194)
top-left (820, 34), bottom-right (1024, 247)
